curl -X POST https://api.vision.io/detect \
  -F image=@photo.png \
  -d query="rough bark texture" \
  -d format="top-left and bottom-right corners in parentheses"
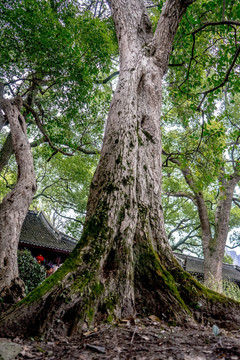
top-left (0, 95), bottom-right (37, 303)
top-left (0, 0), bottom-right (240, 338)
top-left (0, 132), bottom-right (14, 175)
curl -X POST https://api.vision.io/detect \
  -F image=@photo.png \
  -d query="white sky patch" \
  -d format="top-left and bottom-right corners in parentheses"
top-left (226, 229), bottom-right (240, 255)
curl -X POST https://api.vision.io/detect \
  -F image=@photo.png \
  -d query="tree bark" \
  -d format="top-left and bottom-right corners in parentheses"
top-left (0, 95), bottom-right (37, 304)
top-left (0, 132), bottom-right (14, 175)
top-left (203, 174), bottom-right (240, 290)
top-left (0, 0), bottom-right (240, 337)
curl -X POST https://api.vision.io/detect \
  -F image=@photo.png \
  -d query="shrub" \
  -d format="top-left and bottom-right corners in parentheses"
top-left (18, 249), bottom-right (46, 294)
top-left (206, 275), bottom-right (240, 302)
top-left (222, 280), bottom-right (240, 302)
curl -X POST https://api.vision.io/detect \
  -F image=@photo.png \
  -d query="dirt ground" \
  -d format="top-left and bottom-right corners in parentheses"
top-left (4, 317), bottom-right (240, 360)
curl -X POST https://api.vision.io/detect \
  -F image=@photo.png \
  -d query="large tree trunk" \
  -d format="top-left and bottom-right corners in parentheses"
top-left (0, 94), bottom-right (37, 304)
top-left (0, 0), bottom-right (240, 337)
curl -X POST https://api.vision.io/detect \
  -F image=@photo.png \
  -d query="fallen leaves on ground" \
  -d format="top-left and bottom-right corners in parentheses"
top-left (5, 317), bottom-right (240, 360)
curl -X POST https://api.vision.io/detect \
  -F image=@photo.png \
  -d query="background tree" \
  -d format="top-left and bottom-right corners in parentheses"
top-left (0, 90), bottom-right (36, 301)
top-left (161, 91), bottom-right (240, 289)
top-left (158, 0), bottom-right (240, 288)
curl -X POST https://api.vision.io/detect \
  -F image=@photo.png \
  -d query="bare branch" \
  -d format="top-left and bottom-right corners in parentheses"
top-left (168, 62), bottom-right (185, 67)
top-left (146, 4), bottom-right (161, 9)
top-left (165, 191), bottom-right (196, 204)
top-left (192, 21), bottom-right (240, 36)
top-left (226, 244), bottom-right (240, 249)
top-left (222, 0), bottom-right (226, 21)
top-left (178, 32), bottom-right (196, 88)
top-left (167, 218), bottom-right (191, 239)
top-left (172, 225), bottom-right (201, 250)
top-left (232, 197), bottom-right (240, 208)
top-left (53, 209), bottom-right (84, 226)
top-left (96, 71), bottom-right (119, 84)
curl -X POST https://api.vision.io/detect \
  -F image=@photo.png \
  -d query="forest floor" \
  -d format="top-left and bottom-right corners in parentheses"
top-left (1, 317), bottom-right (240, 360)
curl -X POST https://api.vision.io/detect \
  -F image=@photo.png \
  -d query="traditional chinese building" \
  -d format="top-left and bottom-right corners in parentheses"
top-left (18, 210), bottom-right (77, 265)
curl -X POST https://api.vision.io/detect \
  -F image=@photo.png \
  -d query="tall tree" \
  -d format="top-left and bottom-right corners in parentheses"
top-left (1, 0), bottom-right (240, 337)
top-left (0, 88), bottom-right (36, 302)
top-left (162, 94), bottom-right (240, 289)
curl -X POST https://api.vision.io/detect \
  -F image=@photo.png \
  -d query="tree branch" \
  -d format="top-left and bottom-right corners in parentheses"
top-left (0, 132), bottom-right (13, 174)
top-left (172, 225), bottom-right (201, 250)
top-left (167, 218), bottom-right (191, 239)
top-left (163, 149), bottom-right (197, 192)
top-left (232, 197), bottom-right (240, 208)
top-left (165, 191), bottom-right (196, 204)
top-left (192, 21), bottom-right (240, 36)
top-left (53, 209), bottom-right (84, 226)
top-left (226, 244), bottom-right (240, 250)
top-left (23, 102), bottom-right (99, 156)
top-left (153, 0), bottom-right (195, 74)
top-left (96, 71), bottom-right (119, 84)
top-left (197, 44), bottom-right (240, 111)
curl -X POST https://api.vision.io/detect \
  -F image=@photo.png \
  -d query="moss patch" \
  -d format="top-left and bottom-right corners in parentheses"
top-left (170, 266), bottom-right (239, 316)
top-left (134, 239), bottom-right (191, 317)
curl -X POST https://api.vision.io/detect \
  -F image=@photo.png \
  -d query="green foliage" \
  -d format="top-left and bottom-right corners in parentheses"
top-left (166, 0), bottom-right (240, 118)
top-left (222, 280), bottom-right (240, 302)
top-left (0, 0), bottom-right (116, 151)
top-left (18, 249), bottom-right (46, 294)
top-left (0, 0), bottom-right (118, 235)
top-left (0, 0), bottom-right (116, 83)
top-left (162, 92), bottom-right (240, 257)
top-left (31, 150), bottom-right (98, 238)
top-left (206, 276), bottom-right (240, 302)
top-left (223, 253), bottom-right (233, 265)
top-left (161, 0), bottom-right (240, 258)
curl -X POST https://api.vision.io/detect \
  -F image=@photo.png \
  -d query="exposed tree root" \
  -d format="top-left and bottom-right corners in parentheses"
top-left (0, 237), bottom-right (239, 339)
top-left (0, 277), bottom-right (25, 313)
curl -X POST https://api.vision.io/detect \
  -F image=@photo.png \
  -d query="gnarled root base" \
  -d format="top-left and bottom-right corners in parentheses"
top-left (0, 277), bottom-right (25, 313)
top-left (0, 238), bottom-right (240, 339)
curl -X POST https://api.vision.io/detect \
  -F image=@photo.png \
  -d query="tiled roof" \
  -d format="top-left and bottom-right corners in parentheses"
top-left (174, 253), bottom-right (240, 283)
top-left (19, 211), bottom-right (77, 253)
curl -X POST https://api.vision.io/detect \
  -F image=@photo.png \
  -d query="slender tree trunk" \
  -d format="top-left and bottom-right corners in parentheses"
top-left (0, 0), bottom-right (240, 337)
top-left (203, 175), bottom-right (240, 290)
top-left (203, 246), bottom-right (224, 291)
top-left (174, 162), bottom-right (239, 290)
top-left (0, 94), bottom-right (37, 303)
